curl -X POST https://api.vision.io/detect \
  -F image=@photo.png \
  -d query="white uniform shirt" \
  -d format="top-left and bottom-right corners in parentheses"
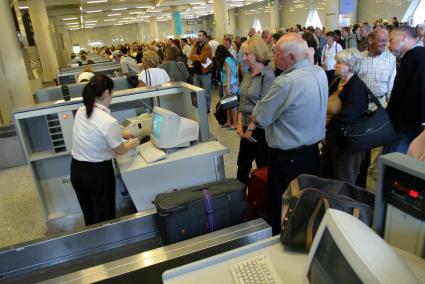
top-left (321, 41), bottom-right (343, 71)
top-left (72, 103), bottom-right (123, 162)
top-left (138, 68), bottom-right (170, 86)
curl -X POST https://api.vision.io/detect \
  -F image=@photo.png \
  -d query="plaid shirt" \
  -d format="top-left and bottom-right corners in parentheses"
top-left (358, 49), bottom-right (396, 99)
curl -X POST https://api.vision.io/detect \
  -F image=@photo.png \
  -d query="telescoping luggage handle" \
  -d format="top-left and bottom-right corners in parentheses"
top-left (202, 189), bottom-right (215, 231)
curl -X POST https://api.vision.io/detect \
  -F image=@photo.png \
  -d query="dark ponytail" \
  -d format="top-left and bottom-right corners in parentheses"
top-left (82, 74), bottom-right (114, 118)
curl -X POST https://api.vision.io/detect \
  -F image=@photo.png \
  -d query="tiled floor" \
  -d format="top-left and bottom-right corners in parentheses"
top-left (0, 88), bottom-right (376, 249)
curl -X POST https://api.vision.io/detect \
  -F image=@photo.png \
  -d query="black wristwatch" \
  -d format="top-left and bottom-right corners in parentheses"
top-left (247, 126), bottom-right (255, 131)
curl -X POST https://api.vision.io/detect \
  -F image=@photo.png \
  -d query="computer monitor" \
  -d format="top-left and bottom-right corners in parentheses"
top-left (304, 209), bottom-right (419, 284)
top-left (150, 107), bottom-right (199, 149)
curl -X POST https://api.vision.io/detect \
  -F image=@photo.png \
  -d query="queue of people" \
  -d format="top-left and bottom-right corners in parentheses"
top-left (72, 19), bottom-right (425, 234)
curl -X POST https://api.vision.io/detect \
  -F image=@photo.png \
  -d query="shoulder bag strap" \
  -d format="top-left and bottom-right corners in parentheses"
top-left (365, 85), bottom-right (384, 109)
top-left (146, 69), bottom-right (151, 86)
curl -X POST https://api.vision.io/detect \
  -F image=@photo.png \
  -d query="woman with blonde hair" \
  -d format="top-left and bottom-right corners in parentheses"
top-left (77, 64), bottom-right (95, 83)
top-left (138, 50), bottom-right (170, 87)
top-left (236, 37), bottom-right (275, 185)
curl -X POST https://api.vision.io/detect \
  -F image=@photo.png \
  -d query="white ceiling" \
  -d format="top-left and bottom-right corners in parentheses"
top-left (17, 0), bottom-right (267, 30)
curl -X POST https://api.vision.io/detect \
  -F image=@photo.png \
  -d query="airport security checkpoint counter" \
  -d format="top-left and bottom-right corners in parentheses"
top-left (12, 82), bottom-right (226, 227)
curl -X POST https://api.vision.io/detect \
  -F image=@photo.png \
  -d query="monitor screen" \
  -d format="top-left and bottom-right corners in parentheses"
top-left (304, 209), bottom-right (420, 284)
top-left (152, 111), bottom-right (162, 139)
top-left (150, 107), bottom-right (199, 149)
top-left (307, 228), bottom-right (362, 284)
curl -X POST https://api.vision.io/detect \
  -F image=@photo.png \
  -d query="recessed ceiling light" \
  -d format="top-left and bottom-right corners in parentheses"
top-left (66, 22), bottom-right (80, 25)
top-left (129, 11), bottom-right (142, 14)
top-left (104, 19), bottom-right (116, 21)
top-left (19, 6), bottom-right (28, 9)
top-left (112, 8), bottom-right (127, 11)
top-left (85, 20), bottom-right (98, 23)
top-left (86, 0), bottom-right (108, 3)
top-left (62, 17), bottom-right (78, 20)
top-left (86, 10), bottom-right (103, 13)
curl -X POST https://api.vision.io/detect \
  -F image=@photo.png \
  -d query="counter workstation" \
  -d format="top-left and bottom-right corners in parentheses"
top-left (1, 82), bottom-right (238, 282)
top-left (13, 82), bottom-right (226, 229)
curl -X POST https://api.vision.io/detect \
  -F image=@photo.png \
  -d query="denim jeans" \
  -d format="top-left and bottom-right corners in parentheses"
top-left (383, 129), bottom-right (417, 154)
top-left (193, 73), bottom-right (212, 112)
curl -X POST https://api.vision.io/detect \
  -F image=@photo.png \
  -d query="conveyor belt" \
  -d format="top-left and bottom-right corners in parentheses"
top-left (1, 216), bottom-right (271, 284)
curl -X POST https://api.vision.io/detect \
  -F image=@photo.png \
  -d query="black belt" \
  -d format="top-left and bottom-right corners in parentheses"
top-left (279, 143), bottom-right (318, 152)
top-left (72, 157), bottom-right (112, 166)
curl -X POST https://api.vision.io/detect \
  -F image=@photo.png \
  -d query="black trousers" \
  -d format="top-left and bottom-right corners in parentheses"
top-left (268, 144), bottom-right (321, 235)
top-left (325, 70), bottom-right (335, 85)
top-left (71, 158), bottom-right (116, 226)
top-left (237, 128), bottom-right (269, 185)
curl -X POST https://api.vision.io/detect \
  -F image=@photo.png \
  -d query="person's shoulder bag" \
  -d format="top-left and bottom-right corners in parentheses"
top-left (342, 88), bottom-right (397, 153)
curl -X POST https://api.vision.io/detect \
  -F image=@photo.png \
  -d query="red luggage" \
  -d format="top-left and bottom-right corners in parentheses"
top-left (247, 167), bottom-right (269, 219)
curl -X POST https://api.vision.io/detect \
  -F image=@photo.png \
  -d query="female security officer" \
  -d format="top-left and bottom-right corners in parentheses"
top-left (71, 74), bottom-right (139, 225)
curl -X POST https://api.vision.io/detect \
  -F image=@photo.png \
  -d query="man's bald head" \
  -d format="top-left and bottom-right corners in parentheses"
top-left (275, 33), bottom-right (309, 70)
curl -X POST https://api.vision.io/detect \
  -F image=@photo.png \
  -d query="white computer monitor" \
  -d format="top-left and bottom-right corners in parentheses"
top-left (304, 209), bottom-right (419, 284)
top-left (150, 106), bottom-right (199, 149)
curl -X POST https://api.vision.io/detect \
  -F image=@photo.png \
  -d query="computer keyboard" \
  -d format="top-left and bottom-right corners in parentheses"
top-left (137, 141), bottom-right (167, 163)
top-left (230, 254), bottom-right (283, 284)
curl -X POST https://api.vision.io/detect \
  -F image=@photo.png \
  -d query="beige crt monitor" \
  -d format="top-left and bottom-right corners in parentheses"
top-left (305, 209), bottom-right (419, 284)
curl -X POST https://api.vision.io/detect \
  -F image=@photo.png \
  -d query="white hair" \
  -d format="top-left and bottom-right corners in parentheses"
top-left (277, 33), bottom-right (309, 61)
top-left (335, 48), bottom-right (362, 73)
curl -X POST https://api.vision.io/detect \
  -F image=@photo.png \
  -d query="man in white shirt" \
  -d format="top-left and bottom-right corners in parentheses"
top-left (181, 38), bottom-right (193, 66)
top-left (321, 31), bottom-right (343, 84)
top-left (358, 28), bottom-right (397, 180)
top-left (208, 37), bottom-right (219, 58)
top-left (358, 29), bottom-right (396, 108)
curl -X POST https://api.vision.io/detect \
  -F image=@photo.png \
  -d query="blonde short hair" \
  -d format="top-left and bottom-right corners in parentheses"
top-left (244, 37), bottom-right (270, 63)
top-left (142, 50), bottom-right (161, 67)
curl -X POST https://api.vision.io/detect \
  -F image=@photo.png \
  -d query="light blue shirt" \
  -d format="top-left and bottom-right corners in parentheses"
top-left (221, 56), bottom-right (238, 86)
top-left (253, 59), bottom-right (328, 150)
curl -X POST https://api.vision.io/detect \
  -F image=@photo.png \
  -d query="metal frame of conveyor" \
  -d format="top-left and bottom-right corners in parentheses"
top-left (0, 209), bottom-right (157, 281)
top-left (0, 218), bottom-right (271, 284)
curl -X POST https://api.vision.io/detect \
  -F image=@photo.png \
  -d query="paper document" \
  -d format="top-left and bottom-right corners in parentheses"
top-left (201, 58), bottom-right (212, 69)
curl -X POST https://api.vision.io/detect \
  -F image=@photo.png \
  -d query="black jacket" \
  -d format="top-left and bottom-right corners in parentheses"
top-left (387, 46), bottom-right (425, 135)
top-left (327, 74), bottom-right (369, 132)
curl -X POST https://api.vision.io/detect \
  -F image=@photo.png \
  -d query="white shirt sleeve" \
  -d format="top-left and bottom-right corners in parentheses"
top-left (103, 121), bottom-right (124, 149)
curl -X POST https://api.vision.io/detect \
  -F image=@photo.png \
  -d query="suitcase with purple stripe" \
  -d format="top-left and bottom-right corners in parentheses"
top-left (154, 179), bottom-right (247, 245)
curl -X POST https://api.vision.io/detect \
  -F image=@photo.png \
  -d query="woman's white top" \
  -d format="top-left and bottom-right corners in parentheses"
top-left (138, 67), bottom-right (170, 86)
top-left (321, 41), bottom-right (343, 71)
top-left (72, 103), bottom-right (123, 162)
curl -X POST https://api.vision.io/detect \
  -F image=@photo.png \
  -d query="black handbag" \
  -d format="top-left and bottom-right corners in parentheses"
top-left (342, 90), bottom-right (397, 153)
top-left (280, 175), bottom-right (374, 250)
top-left (218, 94), bottom-right (239, 110)
top-left (214, 101), bottom-right (227, 125)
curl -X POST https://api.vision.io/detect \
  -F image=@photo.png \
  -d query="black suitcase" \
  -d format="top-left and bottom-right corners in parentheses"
top-left (154, 179), bottom-right (247, 245)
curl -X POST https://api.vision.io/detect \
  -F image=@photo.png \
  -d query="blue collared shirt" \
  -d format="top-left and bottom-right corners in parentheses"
top-left (253, 59), bottom-right (328, 150)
